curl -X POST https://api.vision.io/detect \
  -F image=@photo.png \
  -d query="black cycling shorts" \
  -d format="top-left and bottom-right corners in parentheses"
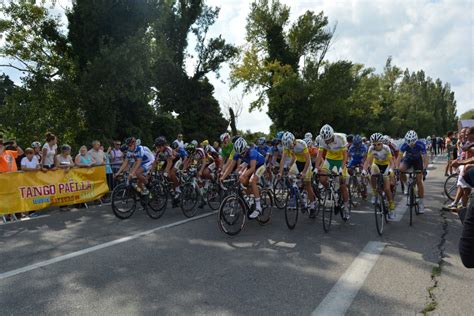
top-left (401, 157), bottom-right (423, 171)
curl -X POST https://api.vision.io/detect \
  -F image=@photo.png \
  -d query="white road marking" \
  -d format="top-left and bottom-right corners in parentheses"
top-left (312, 241), bottom-right (387, 316)
top-left (392, 200), bottom-right (408, 222)
top-left (0, 211), bottom-right (217, 280)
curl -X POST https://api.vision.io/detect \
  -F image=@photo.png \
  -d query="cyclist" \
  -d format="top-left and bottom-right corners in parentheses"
top-left (347, 135), bottom-right (368, 198)
top-left (279, 132), bottom-right (318, 217)
top-left (171, 140), bottom-right (189, 171)
top-left (304, 136), bottom-right (319, 166)
top-left (363, 133), bottom-right (396, 219)
top-left (220, 132), bottom-right (233, 164)
top-left (220, 137), bottom-right (266, 219)
top-left (346, 134), bottom-right (354, 149)
top-left (153, 137), bottom-right (180, 199)
top-left (396, 130), bottom-right (428, 213)
top-left (116, 137), bottom-right (155, 195)
top-left (316, 124), bottom-right (351, 220)
top-left (202, 140), bottom-right (222, 176)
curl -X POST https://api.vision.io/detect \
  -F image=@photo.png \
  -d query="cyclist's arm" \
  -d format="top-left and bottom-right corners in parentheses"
top-left (243, 159), bottom-right (257, 177)
top-left (279, 151), bottom-right (287, 176)
top-left (302, 152), bottom-right (311, 176)
top-left (316, 149), bottom-right (326, 169)
top-left (363, 155), bottom-right (373, 171)
top-left (165, 157), bottom-right (174, 174)
top-left (129, 158), bottom-right (142, 177)
top-left (342, 150), bottom-right (348, 169)
top-left (220, 159), bottom-right (236, 180)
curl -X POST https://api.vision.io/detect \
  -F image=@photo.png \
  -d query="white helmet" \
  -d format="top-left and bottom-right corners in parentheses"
top-left (220, 132), bottom-right (230, 143)
top-left (282, 132), bottom-right (295, 148)
top-left (303, 137), bottom-right (312, 147)
top-left (304, 132), bottom-right (313, 140)
top-left (382, 135), bottom-right (391, 145)
top-left (370, 133), bottom-right (383, 143)
top-left (320, 124), bottom-right (334, 140)
top-left (233, 137), bottom-right (248, 154)
top-left (405, 130), bottom-right (418, 144)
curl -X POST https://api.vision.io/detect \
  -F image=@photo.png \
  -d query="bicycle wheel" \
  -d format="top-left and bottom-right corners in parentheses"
top-left (180, 183), bottom-right (199, 218)
top-left (443, 173), bottom-right (458, 201)
top-left (111, 183), bottom-right (137, 219)
top-left (206, 182), bottom-right (222, 210)
top-left (322, 191), bottom-right (333, 233)
top-left (273, 178), bottom-right (287, 209)
top-left (409, 184), bottom-right (414, 226)
top-left (284, 188), bottom-right (299, 230)
top-left (146, 182), bottom-right (168, 219)
top-left (374, 196), bottom-right (384, 236)
top-left (217, 195), bottom-right (246, 236)
top-left (257, 189), bottom-right (273, 225)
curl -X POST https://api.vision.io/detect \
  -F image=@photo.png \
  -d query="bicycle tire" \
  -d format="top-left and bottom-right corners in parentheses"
top-left (409, 183), bottom-right (414, 226)
top-left (443, 173), bottom-right (458, 201)
top-left (257, 189), bottom-right (273, 225)
top-left (374, 196), bottom-right (384, 236)
top-left (146, 182), bottom-right (168, 219)
top-left (217, 194), bottom-right (246, 236)
top-left (111, 183), bottom-right (137, 219)
top-left (273, 178), bottom-right (287, 209)
top-left (284, 188), bottom-right (299, 230)
top-left (322, 191), bottom-right (333, 233)
top-left (180, 183), bottom-right (199, 218)
top-left (206, 182), bottom-right (222, 210)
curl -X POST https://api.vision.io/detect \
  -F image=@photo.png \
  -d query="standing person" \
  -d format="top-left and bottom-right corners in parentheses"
top-left (439, 136), bottom-right (444, 154)
top-left (75, 145), bottom-right (95, 167)
top-left (88, 140), bottom-right (105, 166)
top-left (42, 132), bottom-right (57, 170)
top-left (445, 131), bottom-right (458, 176)
top-left (55, 145), bottom-right (75, 170)
top-left (0, 138), bottom-right (23, 173)
top-left (431, 135), bottom-right (437, 155)
top-left (21, 148), bottom-right (40, 171)
top-left (108, 140), bottom-right (123, 174)
top-left (174, 133), bottom-right (185, 149)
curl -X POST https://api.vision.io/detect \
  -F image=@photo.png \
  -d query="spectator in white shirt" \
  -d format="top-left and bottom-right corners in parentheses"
top-left (42, 132), bottom-right (57, 170)
top-left (21, 148), bottom-right (40, 171)
top-left (88, 140), bottom-right (105, 165)
top-left (174, 134), bottom-right (185, 149)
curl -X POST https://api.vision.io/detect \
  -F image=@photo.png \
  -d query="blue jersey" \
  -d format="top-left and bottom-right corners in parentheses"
top-left (126, 145), bottom-right (154, 164)
top-left (233, 148), bottom-right (265, 168)
top-left (257, 145), bottom-right (271, 157)
top-left (400, 141), bottom-right (426, 160)
top-left (348, 144), bottom-right (367, 165)
top-left (175, 147), bottom-right (188, 159)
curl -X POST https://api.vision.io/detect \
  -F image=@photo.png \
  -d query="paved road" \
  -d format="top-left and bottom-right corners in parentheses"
top-left (1, 155), bottom-right (472, 315)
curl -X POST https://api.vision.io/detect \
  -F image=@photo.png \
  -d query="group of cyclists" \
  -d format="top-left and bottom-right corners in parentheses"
top-left (115, 124), bottom-right (430, 222)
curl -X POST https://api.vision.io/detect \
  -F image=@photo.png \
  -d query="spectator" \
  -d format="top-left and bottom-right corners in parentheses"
top-left (445, 131), bottom-right (456, 176)
top-left (42, 132), bottom-right (57, 170)
top-left (451, 127), bottom-right (474, 209)
top-left (31, 141), bottom-right (42, 163)
top-left (0, 138), bottom-right (23, 173)
top-left (174, 133), bottom-right (185, 149)
top-left (55, 144), bottom-right (74, 170)
top-left (213, 140), bottom-right (221, 154)
top-left (88, 140), bottom-right (105, 165)
top-left (459, 196), bottom-right (474, 268)
top-left (108, 140), bottom-right (123, 174)
top-left (103, 145), bottom-right (114, 190)
top-left (75, 145), bottom-right (95, 167)
top-left (21, 148), bottom-right (40, 171)
top-left (431, 135), bottom-right (437, 155)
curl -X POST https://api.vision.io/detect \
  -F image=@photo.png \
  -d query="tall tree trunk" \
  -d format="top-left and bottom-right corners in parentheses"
top-left (229, 108), bottom-right (237, 136)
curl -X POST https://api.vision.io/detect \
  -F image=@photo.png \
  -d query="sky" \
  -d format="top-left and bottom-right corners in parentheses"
top-left (1, 0), bottom-right (472, 134)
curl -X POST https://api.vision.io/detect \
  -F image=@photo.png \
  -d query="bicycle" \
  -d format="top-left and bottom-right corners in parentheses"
top-left (178, 169), bottom-right (201, 218)
top-left (284, 174), bottom-right (318, 230)
top-left (372, 174), bottom-right (389, 236)
top-left (443, 173), bottom-right (458, 201)
top-left (401, 171), bottom-right (423, 226)
top-left (217, 176), bottom-right (273, 236)
top-left (348, 166), bottom-right (368, 205)
top-left (111, 173), bottom-right (167, 220)
top-left (318, 172), bottom-right (350, 233)
top-left (273, 168), bottom-right (289, 209)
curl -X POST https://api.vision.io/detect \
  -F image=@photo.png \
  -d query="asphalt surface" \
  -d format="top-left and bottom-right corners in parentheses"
top-left (0, 155), bottom-right (472, 315)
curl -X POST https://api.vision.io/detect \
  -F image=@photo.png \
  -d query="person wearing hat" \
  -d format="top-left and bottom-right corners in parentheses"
top-left (0, 138), bottom-right (23, 173)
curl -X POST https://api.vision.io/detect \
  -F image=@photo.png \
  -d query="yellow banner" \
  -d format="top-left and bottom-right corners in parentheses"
top-left (0, 166), bottom-right (109, 215)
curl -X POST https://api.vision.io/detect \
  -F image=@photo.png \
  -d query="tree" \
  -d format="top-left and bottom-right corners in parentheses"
top-left (460, 109), bottom-right (474, 120)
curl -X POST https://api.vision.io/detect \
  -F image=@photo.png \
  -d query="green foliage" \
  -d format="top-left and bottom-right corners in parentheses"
top-left (460, 109), bottom-right (474, 120)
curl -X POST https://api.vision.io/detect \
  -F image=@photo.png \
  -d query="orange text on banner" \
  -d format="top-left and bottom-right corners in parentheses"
top-left (0, 166), bottom-right (108, 215)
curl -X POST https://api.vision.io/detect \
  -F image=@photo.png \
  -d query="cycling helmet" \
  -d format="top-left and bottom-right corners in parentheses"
top-left (120, 144), bottom-right (128, 153)
top-left (370, 133), bottom-right (384, 143)
top-left (314, 135), bottom-right (321, 147)
top-left (125, 137), bottom-right (136, 146)
top-left (320, 124), bottom-right (334, 140)
top-left (171, 140), bottom-right (180, 150)
top-left (31, 141), bottom-right (41, 148)
top-left (304, 132), bottom-right (313, 140)
top-left (426, 136), bottom-right (431, 141)
top-left (233, 137), bottom-right (248, 154)
top-left (405, 130), bottom-right (418, 144)
top-left (186, 143), bottom-right (196, 154)
top-left (154, 136), bottom-right (167, 147)
top-left (220, 132), bottom-right (230, 143)
top-left (231, 135), bottom-right (241, 144)
top-left (347, 134), bottom-right (354, 143)
top-left (256, 137), bottom-right (266, 146)
top-left (276, 131), bottom-right (284, 141)
top-left (136, 139), bottom-right (141, 146)
top-left (303, 137), bottom-right (312, 147)
top-left (271, 138), bottom-right (279, 146)
top-left (353, 135), bottom-right (362, 146)
top-left (282, 131), bottom-right (295, 148)
top-left (201, 140), bottom-right (209, 147)
top-left (382, 135), bottom-right (390, 145)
